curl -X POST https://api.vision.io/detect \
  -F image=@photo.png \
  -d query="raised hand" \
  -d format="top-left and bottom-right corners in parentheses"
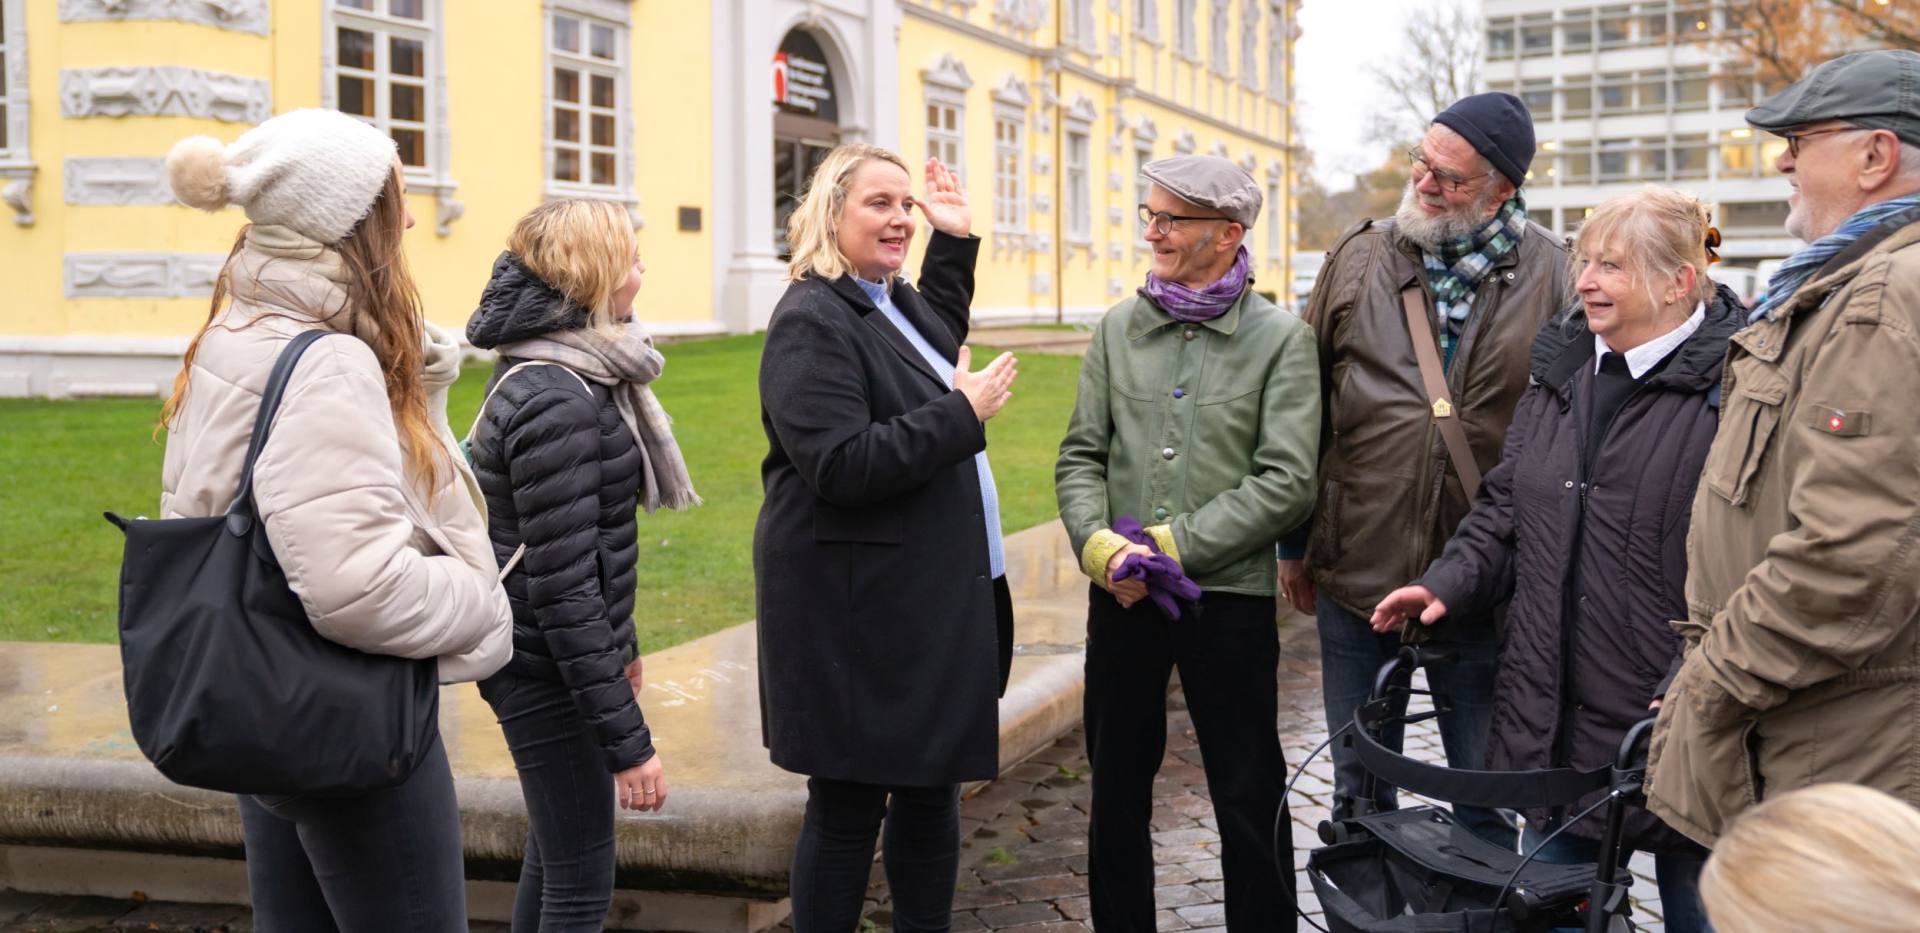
top-left (913, 157), bottom-right (971, 237)
top-left (954, 345), bottom-right (1016, 422)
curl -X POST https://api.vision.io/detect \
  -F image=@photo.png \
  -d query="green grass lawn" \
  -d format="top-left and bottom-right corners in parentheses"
top-left (0, 334), bottom-right (1082, 650)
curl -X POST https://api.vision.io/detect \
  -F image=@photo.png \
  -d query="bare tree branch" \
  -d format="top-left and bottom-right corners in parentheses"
top-left (1366, 1), bottom-right (1484, 147)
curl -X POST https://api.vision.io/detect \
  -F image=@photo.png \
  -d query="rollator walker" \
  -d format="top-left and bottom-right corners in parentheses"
top-left (1299, 647), bottom-right (1657, 933)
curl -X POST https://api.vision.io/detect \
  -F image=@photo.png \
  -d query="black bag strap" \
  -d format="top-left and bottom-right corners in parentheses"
top-left (226, 329), bottom-right (336, 525)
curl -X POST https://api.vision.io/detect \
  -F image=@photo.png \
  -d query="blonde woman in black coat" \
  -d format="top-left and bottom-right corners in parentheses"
top-left (755, 145), bottom-right (1017, 932)
top-left (1372, 188), bottom-right (1739, 933)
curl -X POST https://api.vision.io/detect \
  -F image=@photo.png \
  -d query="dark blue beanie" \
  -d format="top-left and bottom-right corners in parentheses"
top-left (1432, 92), bottom-right (1536, 188)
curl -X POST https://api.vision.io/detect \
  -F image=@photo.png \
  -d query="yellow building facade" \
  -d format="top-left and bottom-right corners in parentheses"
top-left (0, 0), bottom-right (1296, 397)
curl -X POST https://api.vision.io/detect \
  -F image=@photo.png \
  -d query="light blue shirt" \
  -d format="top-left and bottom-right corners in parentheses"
top-left (856, 276), bottom-right (1006, 578)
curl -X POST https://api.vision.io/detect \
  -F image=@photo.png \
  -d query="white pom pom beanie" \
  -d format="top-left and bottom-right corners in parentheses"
top-left (165, 108), bottom-right (401, 245)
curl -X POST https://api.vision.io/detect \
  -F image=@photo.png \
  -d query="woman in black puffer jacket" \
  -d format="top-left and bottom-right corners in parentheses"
top-left (464, 199), bottom-right (699, 932)
top-left (1372, 188), bottom-right (1739, 933)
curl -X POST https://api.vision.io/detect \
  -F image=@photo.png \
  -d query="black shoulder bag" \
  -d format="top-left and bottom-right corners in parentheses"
top-left (105, 329), bottom-right (440, 796)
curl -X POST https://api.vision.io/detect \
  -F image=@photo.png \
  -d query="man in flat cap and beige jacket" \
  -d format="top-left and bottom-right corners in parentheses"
top-left (1650, 48), bottom-right (1920, 846)
top-left (1056, 155), bottom-right (1319, 931)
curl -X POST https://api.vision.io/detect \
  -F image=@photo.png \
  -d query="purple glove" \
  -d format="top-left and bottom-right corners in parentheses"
top-left (1110, 516), bottom-right (1203, 620)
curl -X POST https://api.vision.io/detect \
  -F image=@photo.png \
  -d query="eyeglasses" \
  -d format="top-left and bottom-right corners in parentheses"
top-left (1138, 204), bottom-right (1228, 236)
top-left (1407, 147), bottom-right (1493, 194)
top-left (1778, 125), bottom-right (1870, 158)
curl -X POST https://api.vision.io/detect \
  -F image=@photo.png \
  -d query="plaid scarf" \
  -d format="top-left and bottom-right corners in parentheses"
top-left (1421, 194), bottom-right (1528, 369)
top-left (493, 326), bottom-right (701, 514)
top-left (1750, 194), bottom-right (1920, 324)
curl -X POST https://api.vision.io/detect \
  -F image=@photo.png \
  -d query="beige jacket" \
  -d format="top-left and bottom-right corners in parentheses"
top-left (1648, 209), bottom-right (1920, 845)
top-left (160, 224), bottom-right (512, 683)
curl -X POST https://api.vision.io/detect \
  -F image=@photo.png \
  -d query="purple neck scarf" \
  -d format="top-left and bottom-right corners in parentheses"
top-left (1142, 246), bottom-right (1251, 323)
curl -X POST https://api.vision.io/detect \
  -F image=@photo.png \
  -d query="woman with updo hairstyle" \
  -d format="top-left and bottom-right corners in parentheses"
top-left (1370, 186), bottom-right (1746, 933)
top-left (754, 145), bottom-right (1019, 931)
top-left (161, 109), bottom-right (513, 929)
top-left (463, 197), bottom-right (700, 931)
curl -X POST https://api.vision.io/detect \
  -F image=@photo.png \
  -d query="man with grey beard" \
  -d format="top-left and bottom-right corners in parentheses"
top-left (1279, 92), bottom-right (1569, 850)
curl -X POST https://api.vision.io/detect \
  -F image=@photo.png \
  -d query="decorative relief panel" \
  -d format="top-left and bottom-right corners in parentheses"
top-left (65, 157), bottom-right (172, 205)
top-left (2, 175), bottom-right (33, 226)
top-left (65, 253), bottom-right (229, 298)
top-left (61, 67), bottom-right (271, 124)
top-left (58, 0), bottom-right (271, 35)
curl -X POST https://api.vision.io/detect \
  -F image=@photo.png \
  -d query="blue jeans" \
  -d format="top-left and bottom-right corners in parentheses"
top-left (1315, 593), bottom-right (1517, 850)
top-left (1522, 827), bottom-right (1711, 933)
top-left (480, 670), bottom-right (619, 933)
top-left (239, 736), bottom-right (467, 932)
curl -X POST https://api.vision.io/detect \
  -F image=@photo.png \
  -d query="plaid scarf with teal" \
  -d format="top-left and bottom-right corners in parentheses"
top-left (1421, 194), bottom-right (1528, 370)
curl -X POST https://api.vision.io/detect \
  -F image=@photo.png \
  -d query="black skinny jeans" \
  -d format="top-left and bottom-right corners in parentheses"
top-left (1084, 586), bottom-right (1295, 932)
top-left (790, 777), bottom-right (961, 933)
top-left (479, 669), bottom-right (621, 933)
top-left (239, 735), bottom-right (467, 932)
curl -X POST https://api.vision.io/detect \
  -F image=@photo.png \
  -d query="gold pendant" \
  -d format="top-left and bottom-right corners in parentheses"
top-left (1432, 398), bottom-right (1454, 419)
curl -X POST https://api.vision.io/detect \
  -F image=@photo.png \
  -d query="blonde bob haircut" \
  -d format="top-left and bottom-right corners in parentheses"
top-left (785, 143), bottom-right (911, 284)
top-left (1571, 186), bottom-right (1717, 311)
top-left (507, 198), bottom-right (636, 331)
top-left (1700, 783), bottom-right (1920, 933)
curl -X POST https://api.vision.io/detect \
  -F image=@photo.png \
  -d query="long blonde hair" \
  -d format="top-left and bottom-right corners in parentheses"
top-left (507, 198), bottom-right (636, 331)
top-left (785, 143), bottom-right (910, 283)
top-left (1701, 783), bottom-right (1920, 932)
top-left (1571, 186), bottom-right (1717, 311)
top-left (161, 169), bottom-right (444, 494)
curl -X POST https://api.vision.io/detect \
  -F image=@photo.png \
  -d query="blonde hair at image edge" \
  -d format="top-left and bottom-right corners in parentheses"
top-left (785, 143), bottom-right (912, 284)
top-left (508, 198), bottom-right (637, 331)
top-left (1572, 186), bottom-right (1716, 311)
top-left (1699, 783), bottom-right (1920, 932)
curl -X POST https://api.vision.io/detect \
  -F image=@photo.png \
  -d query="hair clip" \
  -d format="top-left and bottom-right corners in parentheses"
top-left (1705, 225), bottom-right (1722, 265)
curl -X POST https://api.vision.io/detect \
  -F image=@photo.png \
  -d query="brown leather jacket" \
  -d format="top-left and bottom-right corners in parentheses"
top-left (1293, 216), bottom-right (1571, 627)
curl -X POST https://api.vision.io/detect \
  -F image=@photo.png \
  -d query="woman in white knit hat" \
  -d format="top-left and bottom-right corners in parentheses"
top-left (159, 108), bottom-right (512, 930)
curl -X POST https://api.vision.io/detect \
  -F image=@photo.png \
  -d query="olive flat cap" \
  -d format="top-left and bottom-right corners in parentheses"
top-left (1748, 49), bottom-right (1920, 149)
top-left (1141, 156), bottom-right (1262, 227)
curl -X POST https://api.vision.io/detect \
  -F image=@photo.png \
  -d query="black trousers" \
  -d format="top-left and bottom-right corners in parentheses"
top-left (239, 735), bottom-right (467, 932)
top-left (1084, 586), bottom-right (1294, 933)
top-left (790, 776), bottom-right (961, 933)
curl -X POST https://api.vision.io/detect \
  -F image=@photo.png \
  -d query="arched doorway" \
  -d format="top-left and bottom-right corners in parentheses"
top-left (771, 28), bottom-right (841, 257)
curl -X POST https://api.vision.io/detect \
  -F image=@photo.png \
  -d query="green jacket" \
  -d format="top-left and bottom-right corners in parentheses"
top-left (1055, 288), bottom-right (1321, 596)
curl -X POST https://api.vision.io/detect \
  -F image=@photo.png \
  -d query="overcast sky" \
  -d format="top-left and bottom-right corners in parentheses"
top-left (1296, 0), bottom-right (1424, 190)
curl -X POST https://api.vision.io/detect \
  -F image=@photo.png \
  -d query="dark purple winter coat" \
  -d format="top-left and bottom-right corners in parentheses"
top-left (1417, 283), bottom-right (1745, 853)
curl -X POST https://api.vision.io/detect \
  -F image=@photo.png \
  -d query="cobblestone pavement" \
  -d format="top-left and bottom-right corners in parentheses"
top-left (1, 615), bottom-right (1666, 932)
top-left (804, 614), bottom-right (1669, 933)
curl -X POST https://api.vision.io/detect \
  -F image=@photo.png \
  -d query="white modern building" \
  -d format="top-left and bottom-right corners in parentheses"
top-left (1482, 0), bottom-right (1798, 274)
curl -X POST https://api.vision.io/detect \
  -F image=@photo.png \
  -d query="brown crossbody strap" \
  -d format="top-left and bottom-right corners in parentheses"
top-left (1400, 283), bottom-right (1483, 503)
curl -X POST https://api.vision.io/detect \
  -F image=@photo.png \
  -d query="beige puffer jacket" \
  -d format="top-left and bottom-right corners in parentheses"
top-left (159, 224), bottom-right (512, 683)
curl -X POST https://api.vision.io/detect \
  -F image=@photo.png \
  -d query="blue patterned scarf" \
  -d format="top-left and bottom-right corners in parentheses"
top-left (1421, 194), bottom-right (1528, 369)
top-left (1751, 194), bottom-right (1920, 324)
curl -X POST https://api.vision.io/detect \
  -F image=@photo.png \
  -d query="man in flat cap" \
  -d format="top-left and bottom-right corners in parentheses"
top-left (1280, 93), bottom-right (1570, 850)
top-left (1057, 154), bottom-right (1318, 931)
top-left (1648, 48), bottom-right (1920, 846)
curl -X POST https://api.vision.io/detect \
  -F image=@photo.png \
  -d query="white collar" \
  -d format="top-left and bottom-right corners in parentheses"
top-left (1594, 302), bottom-right (1706, 379)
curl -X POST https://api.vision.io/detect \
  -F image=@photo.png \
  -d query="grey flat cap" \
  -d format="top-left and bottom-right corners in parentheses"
top-left (1141, 156), bottom-right (1262, 228)
top-left (1748, 49), bottom-right (1920, 149)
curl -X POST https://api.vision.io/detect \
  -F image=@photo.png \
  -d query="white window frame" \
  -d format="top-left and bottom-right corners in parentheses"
top-left (1209, 0), bottom-right (1230, 75)
top-left (0, 0), bottom-right (30, 226)
top-left (922, 54), bottom-right (973, 183)
top-left (1065, 0), bottom-right (1097, 53)
top-left (991, 76), bottom-right (1030, 244)
top-left (1266, 0), bottom-right (1287, 100)
top-left (324, 0), bottom-right (444, 184)
top-left (1240, 0), bottom-right (1260, 89)
top-left (1133, 0), bottom-right (1158, 40)
top-left (1065, 96), bottom-right (1097, 245)
top-left (1265, 161), bottom-right (1283, 263)
top-left (1132, 123), bottom-right (1155, 258)
top-left (0, 0), bottom-right (26, 165)
top-left (1175, 0), bottom-right (1198, 58)
top-left (544, 3), bottom-right (634, 204)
